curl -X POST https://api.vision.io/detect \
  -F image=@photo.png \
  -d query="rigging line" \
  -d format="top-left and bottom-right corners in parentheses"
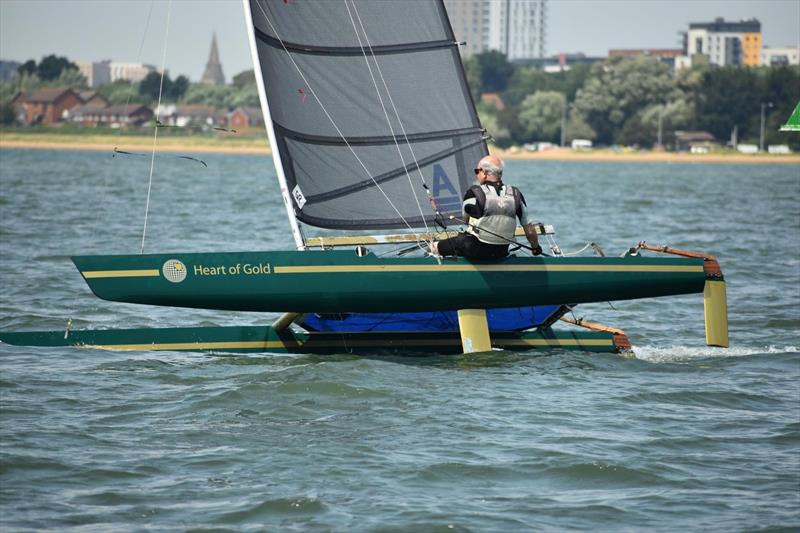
top-left (117, 0), bottom-right (155, 139)
top-left (140, 0), bottom-right (172, 255)
top-left (343, 0), bottom-right (430, 240)
top-left (349, 2), bottom-right (439, 209)
top-left (96, 0), bottom-right (155, 230)
top-left (253, 1), bottom-right (416, 234)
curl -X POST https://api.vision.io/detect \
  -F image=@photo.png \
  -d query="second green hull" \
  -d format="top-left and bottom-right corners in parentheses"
top-left (0, 324), bottom-right (628, 355)
top-left (72, 250), bottom-right (708, 313)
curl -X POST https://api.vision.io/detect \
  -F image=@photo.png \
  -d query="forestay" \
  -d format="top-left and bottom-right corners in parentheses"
top-left (245, 0), bottom-right (487, 231)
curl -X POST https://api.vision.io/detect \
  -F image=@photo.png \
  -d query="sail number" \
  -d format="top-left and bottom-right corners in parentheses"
top-left (292, 185), bottom-right (307, 209)
top-left (193, 263), bottom-right (272, 276)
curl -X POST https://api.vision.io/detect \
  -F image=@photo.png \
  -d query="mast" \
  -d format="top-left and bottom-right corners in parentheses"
top-left (242, 0), bottom-right (305, 250)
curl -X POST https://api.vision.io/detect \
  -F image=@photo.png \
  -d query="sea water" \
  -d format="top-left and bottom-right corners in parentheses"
top-left (0, 148), bottom-right (798, 530)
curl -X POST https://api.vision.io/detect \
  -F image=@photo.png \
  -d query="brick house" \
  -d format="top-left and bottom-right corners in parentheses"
top-left (156, 104), bottom-right (226, 128)
top-left (78, 91), bottom-right (110, 107)
top-left (12, 87), bottom-right (83, 124)
top-left (70, 104), bottom-right (153, 127)
top-left (228, 106), bottom-right (263, 129)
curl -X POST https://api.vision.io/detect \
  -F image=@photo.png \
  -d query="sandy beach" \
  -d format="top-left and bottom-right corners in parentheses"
top-left (2, 132), bottom-right (799, 164)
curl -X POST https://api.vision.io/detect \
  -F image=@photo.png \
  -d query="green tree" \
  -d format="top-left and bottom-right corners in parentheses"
top-left (636, 100), bottom-right (694, 147)
top-left (16, 72), bottom-right (41, 92)
top-left (573, 56), bottom-right (680, 145)
top-left (56, 68), bottom-right (87, 89)
top-left (97, 79), bottom-right (143, 105)
top-left (168, 75), bottom-right (190, 100)
top-left (518, 91), bottom-right (566, 143)
top-left (476, 50), bottom-right (514, 93)
top-left (17, 60), bottom-right (37, 77)
top-left (139, 71), bottom-right (173, 101)
top-left (232, 69), bottom-right (256, 89)
top-left (0, 101), bottom-right (16, 124)
top-left (565, 110), bottom-right (596, 143)
top-left (476, 101), bottom-right (510, 145)
top-left (37, 55), bottom-right (77, 81)
top-left (182, 83), bottom-right (236, 108)
top-left (503, 67), bottom-right (555, 107)
top-left (462, 56), bottom-right (482, 102)
top-left (230, 84), bottom-right (260, 107)
top-left (692, 66), bottom-right (760, 142)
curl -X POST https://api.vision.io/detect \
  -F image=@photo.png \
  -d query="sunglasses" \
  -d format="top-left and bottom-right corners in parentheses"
top-left (473, 168), bottom-right (483, 175)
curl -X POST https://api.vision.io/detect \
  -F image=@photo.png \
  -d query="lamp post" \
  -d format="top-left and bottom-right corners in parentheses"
top-left (760, 102), bottom-right (773, 152)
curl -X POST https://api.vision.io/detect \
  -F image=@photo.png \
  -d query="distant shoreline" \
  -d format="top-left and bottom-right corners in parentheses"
top-left (2, 133), bottom-right (799, 164)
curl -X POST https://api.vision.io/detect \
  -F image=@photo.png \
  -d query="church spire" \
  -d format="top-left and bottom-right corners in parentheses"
top-left (201, 33), bottom-right (225, 85)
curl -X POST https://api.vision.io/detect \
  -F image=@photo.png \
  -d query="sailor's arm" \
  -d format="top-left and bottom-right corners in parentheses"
top-left (522, 223), bottom-right (542, 255)
top-left (517, 196), bottom-right (543, 255)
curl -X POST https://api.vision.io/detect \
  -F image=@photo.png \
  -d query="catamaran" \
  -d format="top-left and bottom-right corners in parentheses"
top-left (0, 0), bottom-right (729, 356)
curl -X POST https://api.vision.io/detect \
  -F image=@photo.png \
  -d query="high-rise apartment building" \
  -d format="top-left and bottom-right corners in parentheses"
top-left (444, 0), bottom-right (485, 58)
top-left (682, 18), bottom-right (761, 67)
top-left (444, 0), bottom-right (547, 61)
top-left (108, 62), bottom-right (160, 83)
top-left (77, 60), bottom-right (111, 88)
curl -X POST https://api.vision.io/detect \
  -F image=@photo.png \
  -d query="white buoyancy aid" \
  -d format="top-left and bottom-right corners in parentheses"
top-left (467, 184), bottom-right (518, 245)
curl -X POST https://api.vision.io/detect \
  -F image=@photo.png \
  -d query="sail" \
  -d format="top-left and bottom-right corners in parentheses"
top-left (245, 0), bottom-right (487, 230)
top-left (779, 101), bottom-right (800, 132)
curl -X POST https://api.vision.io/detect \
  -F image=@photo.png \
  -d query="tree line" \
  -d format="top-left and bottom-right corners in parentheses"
top-left (465, 51), bottom-right (800, 150)
top-left (0, 55), bottom-right (260, 124)
top-left (2, 53), bottom-right (798, 150)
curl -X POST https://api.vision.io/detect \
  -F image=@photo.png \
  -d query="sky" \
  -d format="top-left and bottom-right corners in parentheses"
top-left (0, 0), bottom-right (798, 82)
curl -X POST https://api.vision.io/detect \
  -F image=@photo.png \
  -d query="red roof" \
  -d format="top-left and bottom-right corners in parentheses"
top-left (16, 87), bottom-right (80, 104)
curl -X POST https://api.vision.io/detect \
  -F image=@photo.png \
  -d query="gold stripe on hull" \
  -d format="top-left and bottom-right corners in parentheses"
top-left (83, 337), bottom-right (612, 352)
top-left (273, 264), bottom-right (703, 274)
top-left (83, 269), bottom-right (160, 279)
top-left (80, 263), bottom-right (702, 280)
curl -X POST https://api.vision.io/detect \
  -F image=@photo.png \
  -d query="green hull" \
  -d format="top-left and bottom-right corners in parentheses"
top-left (0, 325), bottom-right (629, 355)
top-left (72, 250), bottom-right (708, 313)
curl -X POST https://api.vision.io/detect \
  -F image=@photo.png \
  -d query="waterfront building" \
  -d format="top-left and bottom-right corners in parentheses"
top-left (608, 49), bottom-right (683, 68)
top-left (76, 60), bottom-right (111, 88)
top-left (444, 0), bottom-right (547, 61)
top-left (229, 107), bottom-right (264, 129)
top-left (0, 60), bottom-right (21, 81)
top-left (761, 46), bottom-right (800, 66)
top-left (69, 104), bottom-right (153, 127)
top-left (678, 17), bottom-right (761, 68)
top-left (12, 87), bottom-right (83, 125)
top-left (109, 62), bottom-right (161, 83)
top-left (201, 33), bottom-right (225, 85)
top-left (443, 0), bottom-right (485, 58)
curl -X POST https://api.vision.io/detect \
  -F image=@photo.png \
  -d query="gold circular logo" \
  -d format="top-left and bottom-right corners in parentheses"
top-left (162, 259), bottom-right (187, 283)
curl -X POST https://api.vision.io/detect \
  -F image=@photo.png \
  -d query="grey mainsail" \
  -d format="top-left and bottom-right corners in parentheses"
top-left (245, 0), bottom-right (487, 232)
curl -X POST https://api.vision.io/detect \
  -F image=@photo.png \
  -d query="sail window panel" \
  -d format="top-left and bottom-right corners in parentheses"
top-left (282, 137), bottom-right (487, 229)
top-left (256, 42), bottom-right (477, 139)
top-left (249, 0), bottom-right (449, 48)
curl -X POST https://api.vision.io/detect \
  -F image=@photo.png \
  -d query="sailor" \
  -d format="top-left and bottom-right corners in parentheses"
top-left (432, 155), bottom-right (542, 259)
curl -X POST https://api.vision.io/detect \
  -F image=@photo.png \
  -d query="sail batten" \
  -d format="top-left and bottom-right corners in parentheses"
top-left (274, 123), bottom-right (485, 146)
top-left (247, 0), bottom-right (486, 230)
top-left (304, 136), bottom-right (489, 205)
top-left (254, 27), bottom-right (458, 56)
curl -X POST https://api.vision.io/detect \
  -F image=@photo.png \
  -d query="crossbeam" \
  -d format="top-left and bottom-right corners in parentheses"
top-left (305, 225), bottom-right (555, 249)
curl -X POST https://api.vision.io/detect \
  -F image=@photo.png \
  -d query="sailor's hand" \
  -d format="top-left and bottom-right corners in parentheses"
top-left (531, 244), bottom-right (543, 256)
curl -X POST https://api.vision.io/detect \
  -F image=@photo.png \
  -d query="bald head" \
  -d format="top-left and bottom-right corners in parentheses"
top-left (477, 155), bottom-right (503, 183)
